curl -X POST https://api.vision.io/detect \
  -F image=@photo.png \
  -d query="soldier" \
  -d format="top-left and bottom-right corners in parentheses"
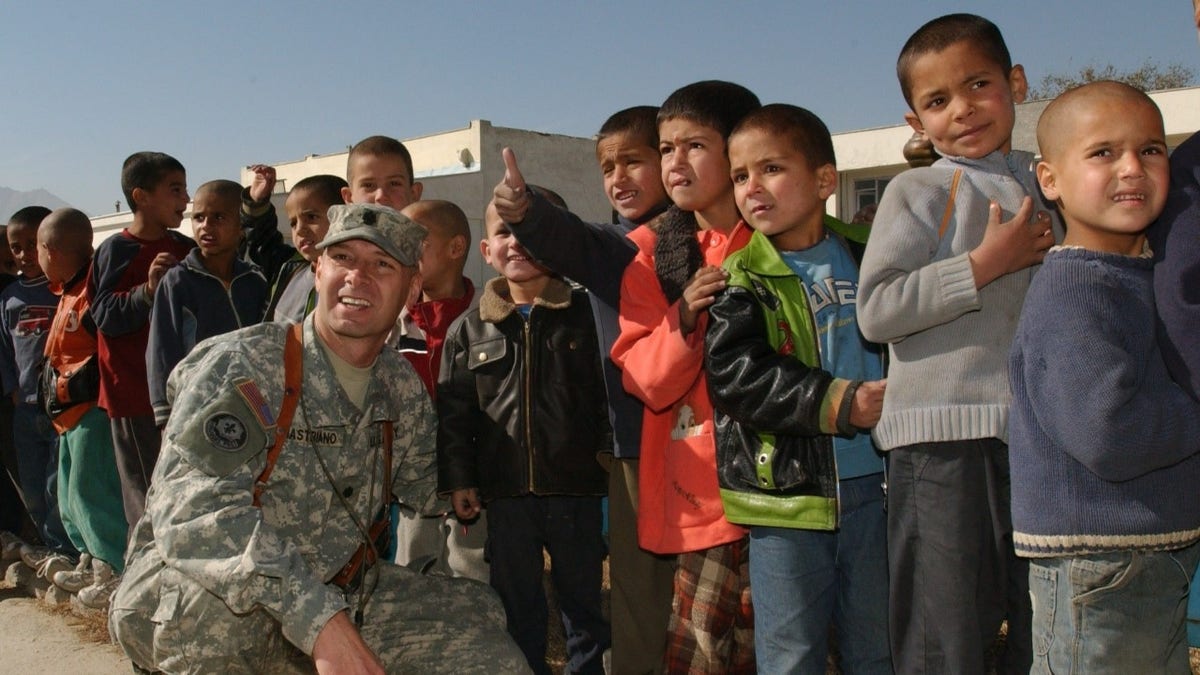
top-left (109, 203), bottom-right (529, 674)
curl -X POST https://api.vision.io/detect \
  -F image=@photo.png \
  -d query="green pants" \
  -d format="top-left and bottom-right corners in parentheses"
top-left (57, 406), bottom-right (127, 570)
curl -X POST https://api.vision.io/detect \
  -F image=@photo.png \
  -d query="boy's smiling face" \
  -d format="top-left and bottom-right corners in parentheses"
top-left (597, 131), bottom-right (667, 222)
top-left (658, 118), bottom-right (732, 214)
top-left (903, 40), bottom-right (1027, 159)
top-left (729, 127), bottom-right (836, 251)
top-left (138, 170), bottom-right (189, 230)
top-left (342, 153), bottom-right (422, 209)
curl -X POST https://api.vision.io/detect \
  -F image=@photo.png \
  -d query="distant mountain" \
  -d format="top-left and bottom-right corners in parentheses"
top-left (0, 187), bottom-right (71, 221)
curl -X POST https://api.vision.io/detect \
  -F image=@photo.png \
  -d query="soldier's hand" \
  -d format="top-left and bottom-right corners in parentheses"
top-left (451, 488), bottom-right (481, 521)
top-left (248, 164), bottom-right (277, 204)
top-left (313, 611), bottom-right (384, 675)
top-left (492, 147), bottom-right (530, 224)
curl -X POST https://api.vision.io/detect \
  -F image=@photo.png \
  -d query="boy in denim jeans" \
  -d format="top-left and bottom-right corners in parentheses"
top-left (1010, 80), bottom-right (1200, 674)
top-left (707, 104), bottom-right (890, 674)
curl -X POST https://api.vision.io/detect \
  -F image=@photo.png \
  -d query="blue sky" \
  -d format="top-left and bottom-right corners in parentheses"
top-left (2, 1), bottom-right (1196, 217)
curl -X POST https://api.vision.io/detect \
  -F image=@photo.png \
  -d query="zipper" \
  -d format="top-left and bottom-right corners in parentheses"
top-left (523, 310), bottom-right (535, 492)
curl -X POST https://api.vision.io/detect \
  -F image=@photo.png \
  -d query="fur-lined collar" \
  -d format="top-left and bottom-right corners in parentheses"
top-left (479, 275), bottom-right (573, 323)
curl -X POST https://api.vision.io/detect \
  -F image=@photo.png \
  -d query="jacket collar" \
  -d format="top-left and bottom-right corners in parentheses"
top-left (478, 276), bottom-right (573, 323)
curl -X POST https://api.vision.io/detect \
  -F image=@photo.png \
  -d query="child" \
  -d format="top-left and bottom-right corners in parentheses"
top-left (856, 14), bottom-right (1060, 673)
top-left (437, 202), bottom-right (611, 674)
top-left (147, 179), bottom-right (267, 425)
top-left (390, 199), bottom-right (475, 394)
top-left (36, 208), bottom-right (128, 608)
top-left (342, 135), bottom-right (423, 209)
top-left (492, 106), bottom-right (675, 675)
top-left (241, 166), bottom-right (347, 324)
top-left (1011, 80), bottom-right (1200, 674)
top-left (389, 199), bottom-right (488, 583)
top-left (706, 103), bottom-right (890, 674)
top-left (0, 206), bottom-right (75, 579)
top-left (90, 151), bottom-right (195, 531)
top-left (609, 80), bottom-right (759, 674)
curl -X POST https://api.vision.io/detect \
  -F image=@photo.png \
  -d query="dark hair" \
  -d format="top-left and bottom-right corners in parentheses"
top-left (8, 205), bottom-right (51, 229)
top-left (657, 80), bottom-right (761, 140)
top-left (347, 135), bottom-right (415, 183)
top-left (121, 152), bottom-right (186, 214)
top-left (292, 174), bottom-right (348, 208)
top-left (195, 179), bottom-right (242, 205)
top-left (40, 208), bottom-right (94, 259)
top-left (597, 106), bottom-right (660, 153)
top-left (897, 14), bottom-right (1012, 108)
top-left (731, 104), bottom-right (836, 169)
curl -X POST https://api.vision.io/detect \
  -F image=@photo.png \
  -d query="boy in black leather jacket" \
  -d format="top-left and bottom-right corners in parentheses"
top-left (436, 200), bottom-right (612, 675)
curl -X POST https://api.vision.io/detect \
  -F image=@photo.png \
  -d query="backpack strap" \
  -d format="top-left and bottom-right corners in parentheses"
top-left (253, 322), bottom-right (303, 507)
top-left (938, 168), bottom-right (964, 240)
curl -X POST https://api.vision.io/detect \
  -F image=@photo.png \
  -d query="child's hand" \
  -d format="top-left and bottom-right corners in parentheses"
top-left (451, 488), bottom-right (481, 521)
top-left (679, 266), bottom-right (728, 335)
top-left (969, 197), bottom-right (1054, 288)
top-left (146, 252), bottom-right (179, 295)
top-left (247, 164), bottom-right (277, 204)
top-left (849, 379), bottom-right (886, 429)
top-left (492, 147), bottom-right (531, 224)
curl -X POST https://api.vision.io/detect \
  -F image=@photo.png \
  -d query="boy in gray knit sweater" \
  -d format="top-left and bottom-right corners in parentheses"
top-left (856, 13), bottom-right (1061, 674)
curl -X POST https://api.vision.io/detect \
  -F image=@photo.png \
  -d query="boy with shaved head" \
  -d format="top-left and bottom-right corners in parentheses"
top-left (389, 199), bottom-right (488, 583)
top-left (37, 208), bottom-right (127, 605)
top-left (1010, 81), bottom-right (1200, 674)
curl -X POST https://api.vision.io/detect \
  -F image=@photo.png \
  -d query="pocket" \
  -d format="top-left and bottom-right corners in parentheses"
top-left (1029, 562), bottom-right (1057, 659)
top-left (662, 422), bottom-right (725, 531)
top-left (1069, 551), bottom-right (1136, 604)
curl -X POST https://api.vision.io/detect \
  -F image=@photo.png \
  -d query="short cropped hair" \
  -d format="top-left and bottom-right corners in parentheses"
top-left (347, 135), bottom-right (415, 183)
top-left (597, 106), bottom-right (660, 153)
top-left (897, 14), bottom-right (1012, 109)
top-left (657, 81), bottom-right (762, 140)
top-left (8, 205), bottom-right (51, 229)
top-left (194, 179), bottom-right (242, 204)
top-left (731, 104), bottom-right (836, 169)
top-left (291, 174), bottom-right (348, 208)
top-left (121, 152), bottom-right (186, 214)
top-left (40, 208), bottom-right (94, 259)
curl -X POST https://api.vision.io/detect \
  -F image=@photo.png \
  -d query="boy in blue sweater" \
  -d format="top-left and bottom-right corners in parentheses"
top-left (148, 180), bottom-right (267, 425)
top-left (857, 14), bottom-right (1062, 673)
top-left (2, 206), bottom-right (77, 578)
top-left (707, 104), bottom-right (889, 675)
top-left (1010, 80), bottom-right (1200, 675)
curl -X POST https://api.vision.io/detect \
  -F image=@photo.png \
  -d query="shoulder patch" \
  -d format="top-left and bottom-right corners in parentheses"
top-left (204, 413), bottom-right (249, 451)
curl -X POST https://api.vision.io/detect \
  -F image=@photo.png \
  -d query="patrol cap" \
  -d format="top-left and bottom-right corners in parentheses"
top-left (318, 203), bottom-right (426, 267)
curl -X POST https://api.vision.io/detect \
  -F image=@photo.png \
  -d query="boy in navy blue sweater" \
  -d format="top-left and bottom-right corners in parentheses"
top-left (1011, 81), bottom-right (1200, 674)
top-left (147, 180), bottom-right (267, 425)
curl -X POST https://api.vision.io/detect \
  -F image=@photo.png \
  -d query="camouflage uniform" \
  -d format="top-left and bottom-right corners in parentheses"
top-left (110, 315), bottom-right (529, 674)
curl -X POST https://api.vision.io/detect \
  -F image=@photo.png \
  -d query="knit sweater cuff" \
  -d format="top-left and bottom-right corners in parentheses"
top-left (937, 252), bottom-right (979, 309)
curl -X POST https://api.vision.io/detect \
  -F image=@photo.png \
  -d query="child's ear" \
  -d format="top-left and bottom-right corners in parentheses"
top-left (410, 182), bottom-right (424, 202)
top-left (904, 111), bottom-right (925, 135)
top-left (1036, 160), bottom-right (1060, 201)
top-left (816, 164), bottom-right (838, 200)
top-left (340, 186), bottom-right (353, 204)
top-left (449, 234), bottom-right (468, 260)
top-left (479, 238), bottom-right (491, 264)
top-left (131, 187), bottom-right (148, 209)
top-left (1008, 64), bottom-right (1029, 105)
